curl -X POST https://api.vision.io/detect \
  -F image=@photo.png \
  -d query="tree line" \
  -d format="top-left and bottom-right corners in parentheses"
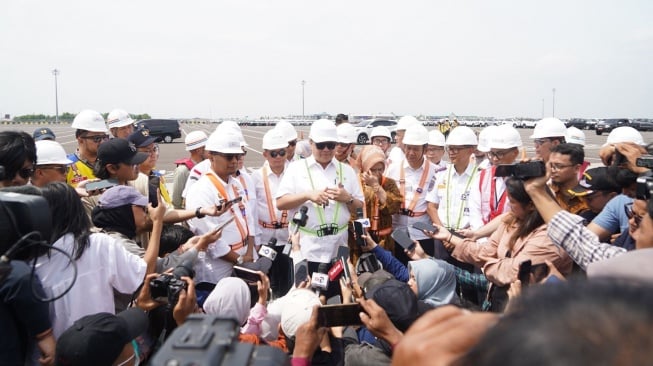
top-left (12, 112), bottom-right (151, 122)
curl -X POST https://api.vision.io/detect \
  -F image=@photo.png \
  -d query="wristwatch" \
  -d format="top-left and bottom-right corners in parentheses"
top-left (195, 207), bottom-right (205, 219)
top-left (237, 255), bottom-right (244, 265)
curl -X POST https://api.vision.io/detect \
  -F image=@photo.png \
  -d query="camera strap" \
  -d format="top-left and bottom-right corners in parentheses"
top-left (399, 159), bottom-right (430, 213)
top-left (260, 165), bottom-right (288, 228)
top-left (206, 173), bottom-right (249, 250)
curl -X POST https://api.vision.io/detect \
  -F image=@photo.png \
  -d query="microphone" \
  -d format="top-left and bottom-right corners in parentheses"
top-left (311, 263), bottom-right (330, 294)
top-left (328, 259), bottom-right (344, 282)
top-left (353, 207), bottom-right (369, 247)
top-left (291, 206), bottom-right (309, 236)
top-left (242, 237), bottom-right (278, 274)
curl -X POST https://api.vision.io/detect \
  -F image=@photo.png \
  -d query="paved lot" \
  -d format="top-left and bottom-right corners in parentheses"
top-left (4, 122), bottom-right (651, 180)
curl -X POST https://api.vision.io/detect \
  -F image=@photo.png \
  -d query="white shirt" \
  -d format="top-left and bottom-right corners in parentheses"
top-left (186, 170), bottom-right (256, 284)
top-left (468, 166), bottom-right (511, 230)
top-left (182, 158), bottom-right (210, 198)
top-left (252, 162), bottom-right (289, 245)
top-left (34, 233), bottom-right (146, 337)
top-left (385, 158), bottom-right (438, 240)
top-left (426, 163), bottom-right (479, 231)
top-left (387, 146), bottom-right (405, 167)
top-left (276, 156), bottom-right (364, 262)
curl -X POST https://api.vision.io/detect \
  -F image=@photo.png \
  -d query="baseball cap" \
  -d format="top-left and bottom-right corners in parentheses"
top-left (128, 129), bottom-right (157, 148)
top-left (568, 167), bottom-right (621, 196)
top-left (357, 269), bottom-right (394, 294)
top-left (98, 185), bottom-right (148, 209)
top-left (97, 138), bottom-right (148, 165)
top-left (33, 127), bottom-right (56, 141)
top-left (55, 308), bottom-right (148, 366)
top-left (364, 279), bottom-right (418, 332)
top-left (309, 119), bottom-right (338, 143)
top-left (184, 131), bottom-right (208, 151)
top-left (36, 140), bottom-right (73, 165)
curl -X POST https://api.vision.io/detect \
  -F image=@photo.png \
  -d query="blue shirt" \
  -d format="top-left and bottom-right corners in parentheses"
top-left (590, 194), bottom-right (632, 234)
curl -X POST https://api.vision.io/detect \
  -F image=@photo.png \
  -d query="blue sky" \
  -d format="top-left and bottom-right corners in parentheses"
top-left (1, 0), bottom-right (651, 119)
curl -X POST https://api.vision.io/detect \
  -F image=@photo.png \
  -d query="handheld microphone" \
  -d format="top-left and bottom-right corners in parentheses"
top-left (328, 259), bottom-right (344, 282)
top-left (291, 206), bottom-right (309, 234)
top-left (243, 237), bottom-right (278, 274)
top-left (311, 263), bottom-right (330, 294)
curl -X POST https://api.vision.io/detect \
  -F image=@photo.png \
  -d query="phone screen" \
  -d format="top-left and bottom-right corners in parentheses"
top-left (518, 260), bottom-right (532, 286)
top-left (391, 228), bottom-right (415, 251)
top-left (353, 221), bottom-right (365, 246)
top-left (317, 303), bottom-right (364, 327)
top-left (412, 222), bottom-right (438, 233)
top-left (86, 179), bottom-right (118, 191)
top-left (294, 260), bottom-right (309, 287)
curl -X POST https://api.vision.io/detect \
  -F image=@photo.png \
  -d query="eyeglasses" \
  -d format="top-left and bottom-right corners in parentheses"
top-left (315, 142), bottom-right (336, 150)
top-left (533, 138), bottom-right (551, 146)
top-left (269, 149), bottom-right (286, 158)
top-left (81, 134), bottom-right (110, 143)
top-left (446, 146), bottom-right (472, 153)
top-left (624, 203), bottom-right (643, 227)
top-left (213, 152), bottom-right (245, 161)
top-left (549, 163), bottom-right (575, 171)
top-left (288, 140), bottom-right (297, 147)
top-left (17, 166), bottom-right (35, 179)
top-left (337, 142), bottom-right (352, 148)
top-left (139, 144), bottom-right (159, 155)
top-left (488, 148), bottom-right (517, 160)
top-left (372, 138), bottom-right (390, 146)
top-left (37, 165), bottom-right (67, 174)
top-left (426, 146), bottom-right (445, 153)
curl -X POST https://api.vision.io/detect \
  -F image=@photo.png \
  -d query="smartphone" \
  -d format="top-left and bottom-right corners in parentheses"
top-left (326, 295), bottom-right (342, 305)
top-left (86, 179), bottom-right (118, 191)
top-left (353, 221), bottom-right (366, 247)
top-left (233, 266), bottom-right (261, 284)
top-left (530, 263), bottom-right (550, 283)
top-left (217, 196), bottom-right (243, 210)
top-left (317, 303), bottom-right (364, 328)
top-left (412, 222), bottom-right (438, 233)
top-left (518, 260), bottom-right (532, 287)
top-left (294, 260), bottom-right (309, 287)
top-left (213, 217), bottom-right (235, 232)
top-left (391, 228), bottom-right (415, 251)
top-left (148, 176), bottom-right (161, 208)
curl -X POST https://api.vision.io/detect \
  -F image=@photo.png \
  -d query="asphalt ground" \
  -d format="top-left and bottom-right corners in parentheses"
top-left (4, 122), bottom-right (652, 182)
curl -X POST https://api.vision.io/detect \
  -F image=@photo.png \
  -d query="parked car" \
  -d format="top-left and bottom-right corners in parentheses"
top-left (630, 119), bottom-right (653, 132)
top-left (566, 118), bottom-right (588, 130)
top-left (353, 119), bottom-right (397, 144)
top-left (135, 119), bottom-right (182, 143)
top-left (595, 119), bottom-right (629, 135)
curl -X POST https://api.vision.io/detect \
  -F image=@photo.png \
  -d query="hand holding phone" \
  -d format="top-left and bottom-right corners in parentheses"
top-left (317, 303), bottom-right (364, 327)
top-left (412, 222), bottom-right (439, 234)
top-left (213, 217), bottom-right (235, 233)
top-left (518, 260), bottom-right (532, 287)
top-left (391, 228), bottom-right (415, 251)
top-left (233, 266), bottom-right (262, 284)
top-left (86, 179), bottom-right (118, 192)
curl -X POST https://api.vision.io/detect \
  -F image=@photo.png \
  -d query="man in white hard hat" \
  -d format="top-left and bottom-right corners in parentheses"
top-left (385, 124), bottom-right (439, 264)
top-left (565, 126), bottom-right (591, 180)
top-left (171, 131), bottom-right (208, 209)
top-left (276, 119), bottom-right (363, 289)
top-left (31, 140), bottom-right (73, 187)
top-left (475, 125), bottom-right (498, 170)
top-left (370, 126), bottom-right (393, 156)
top-left (185, 130), bottom-right (257, 290)
top-left (530, 117), bottom-right (567, 162)
top-left (426, 126), bottom-right (479, 258)
top-left (468, 124), bottom-right (522, 231)
top-left (106, 109), bottom-right (135, 139)
top-left (335, 123), bottom-right (358, 167)
top-left (388, 115), bottom-right (420, 165)
top-left (276, 120), bottom-right (301, 163)
top-left (252, 129), bottom-right (291, 245)
top-left (426, 129), bottom-right (447, 173)
top-left (67, 110), bottom-right (110, 187)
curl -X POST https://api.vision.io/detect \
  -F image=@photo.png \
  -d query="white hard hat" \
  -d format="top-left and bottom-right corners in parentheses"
top-left (565, 127), bottom-right (586, 147)
top-left (604, 126), bottom-right (645, 147)
top-left (370, 126), bottom-right (391, 140)
top-left (216, 122), bottom-right (247, 147)
top-left (490, 125), bottom-right (522, 149)
top-left (530, 118), bottom-right (567, 139)
top-left (205, 130), bottom-right (244, 154)
top-left (402, 124), bottom-right (429, 145)
top-left (275, 120), bottom-right (298, 141)
top-left (428, 130), bottom-right (446, 146)
top-left (36, 140), bottom-right (73, 165)
top-left (71, 110), bottom-right (108, 133)
top-left (476, 126), bottom-right (497, 152)
top-left (309, 119), bottom-right (338, 143)
top-left (106, 109), bottom-right (134, 129)
top-left (397, 115), bottom-right (420, 130)
top-left (446, 126), bottom-right (478, 146)
top-left (184, 131), bottom-right (208, 151)
top-left (336, 123), bottom-right (357, 144)
top-left (263, 129), bottom-right (289, 150)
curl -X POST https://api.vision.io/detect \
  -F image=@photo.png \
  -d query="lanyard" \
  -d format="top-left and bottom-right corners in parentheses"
top-left (304, 159), bottom-right (343, 227)
top-left (399, 160), bottom-right (431, 212)
top-left (446, 164), bottom-right (477, 230)
top-left (206, 173), bottom-right (249, 249)
top-left (262, 165), bottom-right (288, 225)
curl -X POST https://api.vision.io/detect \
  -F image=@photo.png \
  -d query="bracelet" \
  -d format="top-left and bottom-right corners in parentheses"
top-left (195, 207), bottom-right (205, 219)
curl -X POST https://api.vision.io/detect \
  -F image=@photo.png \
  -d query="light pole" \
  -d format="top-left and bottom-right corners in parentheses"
top-left (541, 98), bottom-right (545, 118)
top-left (552, 88), bottom-right (556, 118)
top-left (301, 80), bottom-right (306, 119)
top-left (52, 69), bottom-right (60, 123)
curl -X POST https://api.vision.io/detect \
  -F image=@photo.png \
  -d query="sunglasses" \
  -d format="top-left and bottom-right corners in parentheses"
top-left (624, 203), bottom-right (643, 227)
top-left (288, 140), bottom-right (297, 147)
top-left (269, 149), bottom-right (286, 158)
top-left (37, 165), bottom-right (67, 175)
top-left (213, 152), bottom-right (244, 161)
top-left (17, 167), bottom-right (35, 179)
top-left (533, 138), bottom-right (551, 146)
top-left (315, 142), bottom-right (336, 150)
top-left (82, 134), bottom-right (110, 143)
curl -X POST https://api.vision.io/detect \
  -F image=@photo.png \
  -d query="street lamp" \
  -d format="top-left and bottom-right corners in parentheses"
top-left (552, 88), bottom-right (556, 118)
top-left (541, 98), bottom-right (545, 118)
top-left (52, 69), bottom-right (60, 123)
top-left (301, 80), bottom-right (306, 119)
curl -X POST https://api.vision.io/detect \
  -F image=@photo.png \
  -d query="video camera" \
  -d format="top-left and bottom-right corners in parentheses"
top-left (149, 261), bottom-right (195, 306)
top-left (636, 176), bottom-right (653, 200)
top-left (636, 155), bottom-right (653, 170)
top-left (495, 161), bottom-right (546, 180)
top-left (150, 315), bottom-right (289, 366)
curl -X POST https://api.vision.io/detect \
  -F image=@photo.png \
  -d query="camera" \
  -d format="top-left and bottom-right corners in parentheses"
top-left (636, 176), bottom-right (653, 200)
top-left (636, 155), bottom-right (653, 169)
top-left (149, 261), bottom-right (195, 306)
top-left (495, 161), bottom-right (546, 179)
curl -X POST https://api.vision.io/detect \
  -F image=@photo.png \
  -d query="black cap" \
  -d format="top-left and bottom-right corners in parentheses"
top-left (364, 279), bottom-right (418, 332)
top-left (97, 138), bottom-right (148, 165)
top-left (128, 129), bottom-right (157, 147)
top-left (33, 127), bottom-right (56, 141)
top-left (55, 308), bottom-right (148, 366)
top-left (569, 167), bottom-right (621, 196)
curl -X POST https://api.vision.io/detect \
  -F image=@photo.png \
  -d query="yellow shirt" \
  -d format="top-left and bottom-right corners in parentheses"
top-left (66, 155), bottom-right (96, 188)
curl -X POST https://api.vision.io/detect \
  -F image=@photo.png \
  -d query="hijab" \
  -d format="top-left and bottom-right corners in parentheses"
top-left (409, 258), bottom-right (460, 308)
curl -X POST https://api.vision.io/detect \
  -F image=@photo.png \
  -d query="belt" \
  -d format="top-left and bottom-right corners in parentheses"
top-left (258, 220), bottom-right (288, 229)
top-left (400, 209), bottom-right (426, 217)
top-left (369, 227), bottom-right (393, 236)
